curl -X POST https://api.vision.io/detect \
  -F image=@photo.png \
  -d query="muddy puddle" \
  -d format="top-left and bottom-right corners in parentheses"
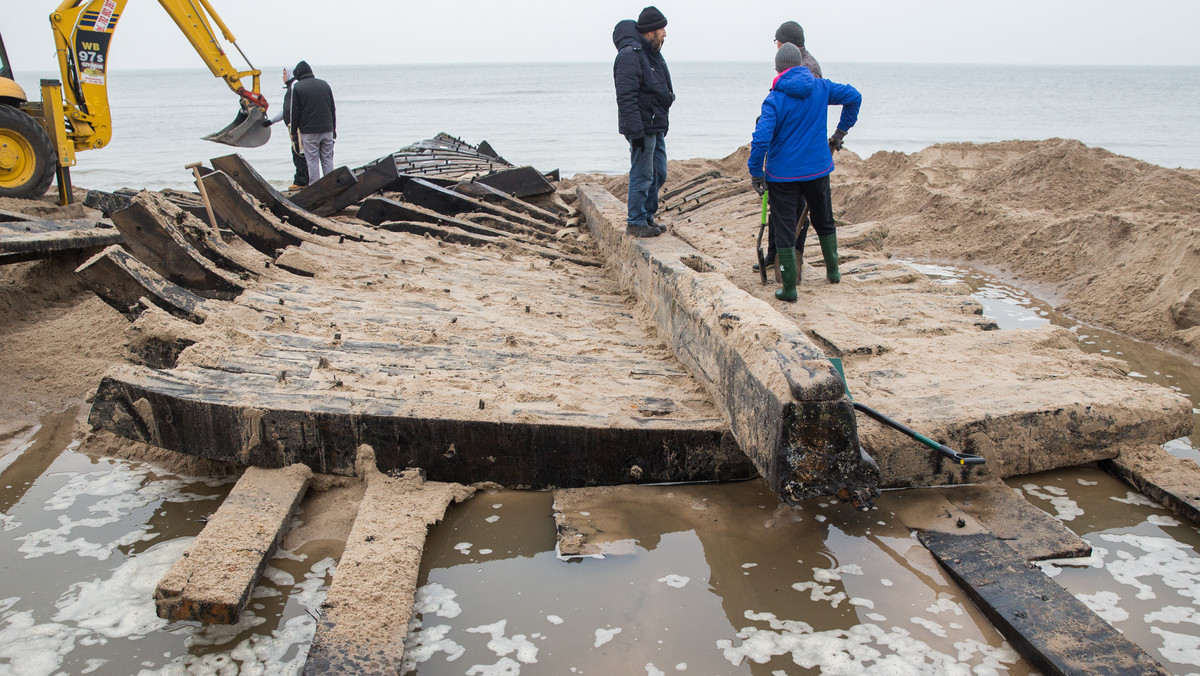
top-left (1, 263), bottom-right (1199, 674)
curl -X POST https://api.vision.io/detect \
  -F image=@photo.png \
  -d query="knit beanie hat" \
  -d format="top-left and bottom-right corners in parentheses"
top-left (775, 43), bottom-right (803, 73)
top-left (636, 6), bottom-right (668, 33)
top-left (775, 21), bottom-right (805, 47)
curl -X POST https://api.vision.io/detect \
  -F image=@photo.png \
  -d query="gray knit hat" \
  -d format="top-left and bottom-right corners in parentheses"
top-left (775, 21), bottom-right (805, 48)
top-left (775, 43), bottom-right (803, 73)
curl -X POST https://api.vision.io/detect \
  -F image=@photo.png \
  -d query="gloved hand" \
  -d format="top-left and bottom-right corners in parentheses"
top-left (829, 128), bottom-right (847, 153)
top-left (630, 136), bottom-right (645, 151)
top-left (751, 175), bottom-right (766, 196)
top-left (262, 119), bottom-right (273, 127)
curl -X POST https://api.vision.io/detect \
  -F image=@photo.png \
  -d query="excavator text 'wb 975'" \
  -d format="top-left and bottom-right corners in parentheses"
top-left (0, 0), bottom-right (270, 204)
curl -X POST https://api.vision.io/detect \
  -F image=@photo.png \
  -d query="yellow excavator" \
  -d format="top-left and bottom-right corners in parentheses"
top-left (0, 0), bottom-right (270, 204)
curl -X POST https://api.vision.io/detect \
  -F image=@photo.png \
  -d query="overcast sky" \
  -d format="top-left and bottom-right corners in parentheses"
top-left (5, 0), bottom-right (1199, 73)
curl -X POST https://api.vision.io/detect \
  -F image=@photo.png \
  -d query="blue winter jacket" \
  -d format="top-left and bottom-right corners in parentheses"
top-left (747, 66), bottom-right (861, 182)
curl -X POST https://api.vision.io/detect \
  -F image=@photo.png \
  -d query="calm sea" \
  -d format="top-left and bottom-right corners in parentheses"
top-left (13, 62), bottom-right (1200, 193)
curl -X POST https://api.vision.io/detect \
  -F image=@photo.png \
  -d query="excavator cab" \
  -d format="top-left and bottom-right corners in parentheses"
top-left (0, 33), bottom-right (14, 83)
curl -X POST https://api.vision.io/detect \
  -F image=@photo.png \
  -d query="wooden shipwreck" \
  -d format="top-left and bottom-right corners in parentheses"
top-left (69, 135), bottom-right (1195, 674)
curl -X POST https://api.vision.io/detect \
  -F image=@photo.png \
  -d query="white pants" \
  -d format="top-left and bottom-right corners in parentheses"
top-left (300, 131), bottom-right (335, 181)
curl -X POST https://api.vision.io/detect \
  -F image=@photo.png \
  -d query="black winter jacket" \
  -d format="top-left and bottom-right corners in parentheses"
top-left (612, 20), bottom-right (674, 140)
top-left (290, 61), bottom-right (336, 135)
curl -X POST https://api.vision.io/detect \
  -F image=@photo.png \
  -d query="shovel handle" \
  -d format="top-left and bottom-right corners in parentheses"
top-left (851, 401), bottom-right (986, 466)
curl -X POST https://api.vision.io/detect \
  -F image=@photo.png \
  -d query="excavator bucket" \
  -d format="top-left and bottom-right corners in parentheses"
top-left (203, 105), bottom-right (271, 148)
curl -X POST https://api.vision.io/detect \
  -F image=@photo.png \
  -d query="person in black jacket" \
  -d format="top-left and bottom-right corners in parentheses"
top-left (265, 67), bottom-right (309, 190)
top-left (290, 60), bottom-right (336, 182)
top-left (613, 6), bottom-right (674, 238)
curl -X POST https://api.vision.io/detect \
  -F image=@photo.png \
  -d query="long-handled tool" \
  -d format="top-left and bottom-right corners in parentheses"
top-left (791, 204), bottom-right (810, 285)
top-left (756, 191), bottom-right (769, 285)
top-left (186, 162), bottom-right (219, 234)
top-left (830, 358), bottom-right (986, 466)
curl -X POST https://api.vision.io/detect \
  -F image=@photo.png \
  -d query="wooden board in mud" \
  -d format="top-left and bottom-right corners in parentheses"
top-left (920, 531), bottom-right (1170, 676)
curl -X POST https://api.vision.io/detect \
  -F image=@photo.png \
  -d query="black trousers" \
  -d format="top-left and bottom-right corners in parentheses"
top-left (767, 176), bottom-right (835, 251)
top-left (290, 127), bottom-right (310, 187)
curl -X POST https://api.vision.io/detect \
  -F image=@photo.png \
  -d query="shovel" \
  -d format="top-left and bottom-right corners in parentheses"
top-left (203, 101), bottom-right (271, 148)
top-left (830, 358), bottom-right (986, 466)
top-left (756, 191), bottom-right (769, 285)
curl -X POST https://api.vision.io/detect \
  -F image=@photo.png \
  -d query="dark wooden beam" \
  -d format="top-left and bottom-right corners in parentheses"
top-left (920, 530), bottom-right (1169, 676)
top-left (109, 195), bottom-right (244, 300)
top-left (75, 245), bottom-right (209, 323)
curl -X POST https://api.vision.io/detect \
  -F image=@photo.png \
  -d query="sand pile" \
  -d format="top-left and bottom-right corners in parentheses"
top-left (577, 138), bottom-right (1200, 357)
top-left (832, 139), bottom-right (1200, 355)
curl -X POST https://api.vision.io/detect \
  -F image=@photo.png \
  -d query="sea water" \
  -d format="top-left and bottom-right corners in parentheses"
top-left (11, 61), bottom-right (1200, 193)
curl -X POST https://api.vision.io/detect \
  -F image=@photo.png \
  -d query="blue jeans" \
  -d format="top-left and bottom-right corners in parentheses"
top-left (627, 133), bottom-right (667, 225)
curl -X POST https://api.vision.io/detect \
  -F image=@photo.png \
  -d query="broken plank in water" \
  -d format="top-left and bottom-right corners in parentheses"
top-left (302, 450), bottom-right (473, 675)
top-left (919, 530), bottom-right (1170, 676)
top-left (155, 464), bottom-right (311, 624)
top-left (1101, 442), bottom-right (1200, 526)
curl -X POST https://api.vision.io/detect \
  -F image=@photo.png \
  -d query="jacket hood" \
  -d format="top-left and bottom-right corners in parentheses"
top-left (613, 20), bottom-right (644, 51)
top-left (771, 66), bottom-right (814, 100)
top-left (293, 61), bottom-right (314, 79)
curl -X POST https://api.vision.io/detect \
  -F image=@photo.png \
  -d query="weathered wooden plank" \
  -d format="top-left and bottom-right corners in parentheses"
top-left (476, 165), bottom-right (556, 198)
top-left (886, 487), bottom-right (1090, 562)
top-left (457, 179), bottom-right (565, 226)
top-left (155, 464), bottom-right (312, 624)
top-left (84, 190), bottom-right (133, 216)
top-left (210, 153), bottom-right (367, 242)
top-left (0, 209), bottom-right (35, 223)
top-left (201, 171), bottom-right (316, 255)
top-left (313, 159), bottom-right (401, 216)
top-left (405, 178), bottom-right (557, 234)
top-left (87, 366), bottom-right (753, 486)
top-left (109, 193), bottom-right (245, 300)
top-left (919, 530), bottom-right (1170, 676)
top-left (1101, 442), bottom-right (1200, 526)
top-left (376, 220), bottom-right (600, 267)
top-left (355, 197), bottom-right (446, 227)
top-left (0, 218), bottom-right (122, 262)
top-left (75, 245), bottom-right (209, 323)
top-left (302, 449), bottom-right (473, 675)
top-left (289, 166), bottom-right (357, 212)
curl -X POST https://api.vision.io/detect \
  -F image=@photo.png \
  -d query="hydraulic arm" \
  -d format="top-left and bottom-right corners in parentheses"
top-left (48, 0), bottom-right (271, 156)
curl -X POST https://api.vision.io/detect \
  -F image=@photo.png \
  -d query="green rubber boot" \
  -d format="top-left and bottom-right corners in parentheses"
top-left (819, 233), bottom-right (841, 283)
top-left (774, 247), bottom-right (798, 302)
